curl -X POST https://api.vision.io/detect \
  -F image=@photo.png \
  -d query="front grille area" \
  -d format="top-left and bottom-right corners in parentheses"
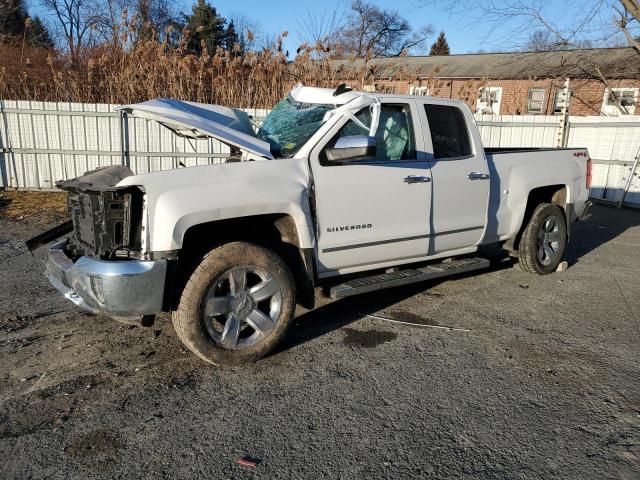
top-left (66, 189), bottom-right (142, 259)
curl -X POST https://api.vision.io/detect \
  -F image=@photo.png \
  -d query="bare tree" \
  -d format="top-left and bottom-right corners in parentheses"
top-left (295, 3), bottom-right (346, 57)
top-left (41, 0), bottom-right (100, 63)
top-left (92, 0), bottom-right (128, 47)
top-left (227, 14), bottom-right (261, 52)
top-left (420, 0), bottom-right (639, 53)
top-left (335, 0), bottom-right (433, 57)
top-left (524, 29), bottom-right (593, 51)
top-left (616, 0), bottom-right (640, 51)
top-left (420, 0), bottom-right (639, 115)
top-left (91, 0), bottom-right (180, 48)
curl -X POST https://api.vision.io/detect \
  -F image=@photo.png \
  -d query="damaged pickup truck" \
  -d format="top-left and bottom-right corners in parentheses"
top-left (43, 85), bottom-right (592, 365)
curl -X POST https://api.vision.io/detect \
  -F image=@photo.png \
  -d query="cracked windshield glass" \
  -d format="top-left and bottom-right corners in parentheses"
top-left (257, 96), bottom-right (334, 158)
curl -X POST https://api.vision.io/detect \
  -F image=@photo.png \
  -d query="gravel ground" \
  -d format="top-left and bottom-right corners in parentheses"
top-left (0, 204), bottom-right (639, 479)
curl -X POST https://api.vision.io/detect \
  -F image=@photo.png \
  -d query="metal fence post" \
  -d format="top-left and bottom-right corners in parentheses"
top-left (120, 111), bottom-right (130, 169)
top-left (0, 100), bottom-right (8, 189)
top-left (555, 78), bottom-right (571, 148)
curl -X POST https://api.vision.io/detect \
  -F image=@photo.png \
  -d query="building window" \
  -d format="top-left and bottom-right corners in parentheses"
top-left (476, 86), bottom-right (502, 115)
top-left (527, 88), bottom-right (545, 114)
top-left (602, 87), bottom-right (638, 115)
top-left (553, 89), bottom-right (570, 114)
top-left (409, 86), bottom-right (429, 96)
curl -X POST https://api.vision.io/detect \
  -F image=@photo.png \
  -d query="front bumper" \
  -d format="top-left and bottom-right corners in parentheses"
top-left (46, 239), bottom-right (167, 317)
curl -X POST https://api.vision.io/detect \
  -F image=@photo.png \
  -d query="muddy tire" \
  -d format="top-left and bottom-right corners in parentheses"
top-left (517, 203), bottom-right (567, 275)
top-left (172, 242), bottom-right (295, 365)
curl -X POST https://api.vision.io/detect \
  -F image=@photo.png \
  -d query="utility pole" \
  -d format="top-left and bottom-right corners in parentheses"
top-left (555, 78), bottom-right (571, 148)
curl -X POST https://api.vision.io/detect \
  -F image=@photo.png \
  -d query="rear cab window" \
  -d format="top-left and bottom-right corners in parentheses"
top-left (423, 104), bottom-right (472, 160)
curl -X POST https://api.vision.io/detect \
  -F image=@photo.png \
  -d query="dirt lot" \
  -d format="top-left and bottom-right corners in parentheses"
top-left (0, 195), bottom-right (639, 479)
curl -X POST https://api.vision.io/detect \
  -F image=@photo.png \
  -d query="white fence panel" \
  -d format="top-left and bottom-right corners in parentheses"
top-left (0, 100), bottom-right (270, 189)
top-left (474, 114), bottom-right (559, 148)
top-left (567, 117), bottom-right (640, 205)
top-left (0, 101), bottom-right (124, 189)
top-left (472, 113), bottom-right (640, 206)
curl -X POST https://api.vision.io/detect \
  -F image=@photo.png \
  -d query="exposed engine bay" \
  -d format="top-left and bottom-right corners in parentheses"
top-left (56, 165), bottom-right (144, 259)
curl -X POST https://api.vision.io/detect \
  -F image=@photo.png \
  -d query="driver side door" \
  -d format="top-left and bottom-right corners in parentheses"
top-left (309, 100), bottom-right (433, 277)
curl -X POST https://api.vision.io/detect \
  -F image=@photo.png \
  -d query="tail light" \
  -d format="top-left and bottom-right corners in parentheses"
top-left (586, 157), bottom-right (593, 190)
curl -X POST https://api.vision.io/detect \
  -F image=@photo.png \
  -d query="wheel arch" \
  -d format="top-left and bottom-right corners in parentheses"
top-left (170, 214), bottom-right (316, 310)
top-left (506, 184), bottom-right (570, 251)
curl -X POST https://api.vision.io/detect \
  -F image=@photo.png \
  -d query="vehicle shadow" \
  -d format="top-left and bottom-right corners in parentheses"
top-left (273, 204), bottom-right (640, 355)
top-left (272, 258), bottom-right (517, 356)
top-left (566, 203), bottom-right (640, 264)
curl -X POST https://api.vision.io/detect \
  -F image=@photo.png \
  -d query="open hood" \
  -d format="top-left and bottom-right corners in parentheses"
top-left (116, 99), bottom-right (274, 159)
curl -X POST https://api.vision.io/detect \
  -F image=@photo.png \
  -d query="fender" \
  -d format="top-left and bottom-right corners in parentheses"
top-left (118, 158), bottom-right (315, 253)
top-left (502, 159), bottom-right (581, 240)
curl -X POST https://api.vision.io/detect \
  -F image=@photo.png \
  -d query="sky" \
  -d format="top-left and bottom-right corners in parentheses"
top-left (27, 0), bottom-right (630, 56)
top-left (195, 0), bottom-right (625, 55)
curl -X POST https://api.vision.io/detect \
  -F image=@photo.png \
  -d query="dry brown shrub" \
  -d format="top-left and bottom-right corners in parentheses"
top-left (0, 25), bottom-right (413, 107)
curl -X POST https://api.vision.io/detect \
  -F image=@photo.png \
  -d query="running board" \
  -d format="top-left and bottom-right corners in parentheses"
top-left (328, 257), bottom-right (490, 299)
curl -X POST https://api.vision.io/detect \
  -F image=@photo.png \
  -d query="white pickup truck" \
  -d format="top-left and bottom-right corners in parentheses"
top-left (43, 85), bottom-right (592, 365)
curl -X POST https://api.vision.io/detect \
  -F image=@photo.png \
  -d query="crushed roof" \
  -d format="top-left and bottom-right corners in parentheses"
top-left (329, 48), bottom-right (640, 80)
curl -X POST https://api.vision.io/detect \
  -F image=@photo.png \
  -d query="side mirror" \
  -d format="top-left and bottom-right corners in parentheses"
top-left (326, 135), bottom-right (376, 162)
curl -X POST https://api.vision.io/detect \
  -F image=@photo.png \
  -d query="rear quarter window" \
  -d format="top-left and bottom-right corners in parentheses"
top-left (424, 104), bottom-right (472, 159)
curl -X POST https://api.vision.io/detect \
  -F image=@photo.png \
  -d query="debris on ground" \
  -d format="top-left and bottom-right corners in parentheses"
top-left (362, 313), bottom-right (471, 332)
top-left (235, 457), bottom-right (259, 468)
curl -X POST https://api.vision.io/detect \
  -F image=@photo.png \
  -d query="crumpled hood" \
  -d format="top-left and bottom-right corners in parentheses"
top-left (116, 99), bottom-right (274, 160)
top-left (56, 165), bottom-right (134, 193)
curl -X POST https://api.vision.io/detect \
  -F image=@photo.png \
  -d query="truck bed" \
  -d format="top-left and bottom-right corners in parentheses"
top-left (485, 147), bottom-right (582, 154)
top-left (482, 147), bottom-right (590, 246)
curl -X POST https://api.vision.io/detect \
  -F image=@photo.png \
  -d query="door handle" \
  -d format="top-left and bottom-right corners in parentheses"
top-left (468, 172), bottom-right (490, 180)
top-left (404, 175), bottom-right (431, 184)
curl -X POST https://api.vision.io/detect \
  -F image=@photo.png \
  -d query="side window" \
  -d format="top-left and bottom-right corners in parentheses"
top-left (335, 104), bottom-right (415, 161)
top-left (424, 104), bottom-right (472, 160)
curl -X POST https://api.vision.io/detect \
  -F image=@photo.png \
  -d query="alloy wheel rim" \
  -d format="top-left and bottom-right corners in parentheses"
top-left (536, 215), bottom-right (562, 266)
top-left (201, 265), bottom-right (282, 350)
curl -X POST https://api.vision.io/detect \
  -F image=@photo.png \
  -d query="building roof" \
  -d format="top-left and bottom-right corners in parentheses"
top-left (329, 47), bottom-right (640, 80)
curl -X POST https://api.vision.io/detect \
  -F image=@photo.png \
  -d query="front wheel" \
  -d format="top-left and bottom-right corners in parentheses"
top-left (172, 242), bottom-right (296, 365)
top-left (516, 203), bottom-right (567, 275)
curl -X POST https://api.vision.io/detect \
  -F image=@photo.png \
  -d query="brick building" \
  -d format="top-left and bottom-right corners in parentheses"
top-left (330, 47), bottom-right (640, 116)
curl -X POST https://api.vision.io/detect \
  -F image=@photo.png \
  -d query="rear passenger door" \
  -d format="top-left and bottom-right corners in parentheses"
top-left (417, 101), bottom-right (490, 254)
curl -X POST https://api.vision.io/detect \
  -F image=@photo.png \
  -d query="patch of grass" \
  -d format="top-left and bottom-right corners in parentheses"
top-left (0, 190), bottom-right (67, 220)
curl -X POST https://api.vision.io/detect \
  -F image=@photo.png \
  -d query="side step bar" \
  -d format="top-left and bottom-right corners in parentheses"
top-left (328, 257), bottom-right (490, 299)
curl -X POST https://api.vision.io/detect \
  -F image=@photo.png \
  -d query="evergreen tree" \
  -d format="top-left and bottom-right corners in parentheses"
top-left (26, 16), bottom-right (54, 48)
top-left (184, 0), bottom-right (226, 54)
top-left (224, 19), bottom-right (239, 52)
top-left (0, 0), bottom-right (53, 48)
top-left (429, 31), bottom-right (450, 55)
top-left (0, 0), bottom-right (29, 39)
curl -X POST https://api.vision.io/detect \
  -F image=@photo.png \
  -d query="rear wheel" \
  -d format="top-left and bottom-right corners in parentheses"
top-left (517, 203), bottom-right (567, 275)
top-left (172, 241), bottom-right (295, 365)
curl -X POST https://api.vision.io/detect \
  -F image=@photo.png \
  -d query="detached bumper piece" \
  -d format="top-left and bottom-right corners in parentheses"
top-left (46, 239), bottom-right (166, 317)
top-left (578, 200), bottom-right (593, 219)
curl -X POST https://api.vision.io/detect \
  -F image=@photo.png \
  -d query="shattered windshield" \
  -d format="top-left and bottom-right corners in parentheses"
top-left (258, 96), bottom-right (334, 158)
